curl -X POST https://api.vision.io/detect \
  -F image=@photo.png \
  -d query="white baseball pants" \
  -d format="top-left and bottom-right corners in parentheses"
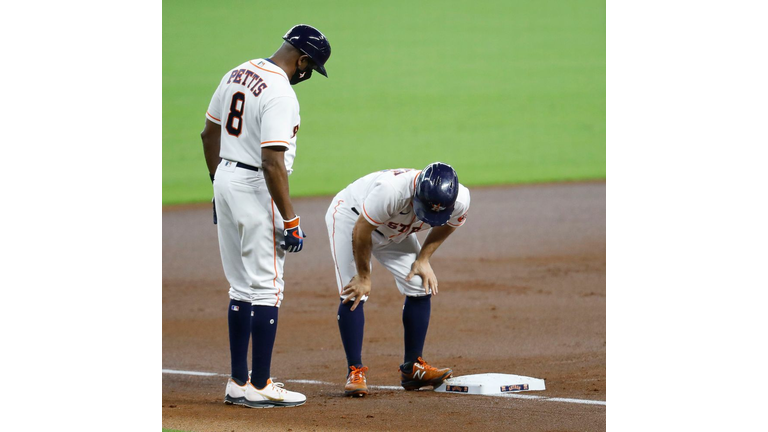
top-left (214, 159), bottom-right (286, 307)
top-left (325, 193), bottom-right (430, 301)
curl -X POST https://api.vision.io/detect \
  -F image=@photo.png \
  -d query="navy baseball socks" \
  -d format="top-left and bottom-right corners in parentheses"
top-left (337, 300), bottom-right (365, 374)
top-left (250, 305), bottom-right (279, 389)
top-left (337, 295), bottom-right (431, 368)
top-left (402, 294), bottom-right (431, 365)
top-left (338, 300), bottom-right (369, 396)
top-left (228, 300), bottom-right (252, 385)
top-left (399, 295), bottom-right (452, 390)
top-left (227, 303), bottom-right (306, 406)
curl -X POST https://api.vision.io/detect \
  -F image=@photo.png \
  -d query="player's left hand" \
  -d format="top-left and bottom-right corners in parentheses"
top-left (210, 173), bottom-right (217, 225)
top-left (406, 259), bottom-right (438, 295)
top-left (280, 216), bottom-right (306, 253)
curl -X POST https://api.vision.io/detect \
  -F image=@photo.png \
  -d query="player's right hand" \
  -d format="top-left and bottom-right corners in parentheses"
top-left (341, 275), bottom-right (371, 311)
top-left (406, 259), bottom-right (438, 295)
top-left (280, 216), bottom-right (306, 253)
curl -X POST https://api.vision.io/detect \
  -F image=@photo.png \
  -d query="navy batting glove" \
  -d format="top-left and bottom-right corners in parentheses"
top-left (212, 197), bottom-right (217, 225)
top-left (210, 173), bottom-right (217, 225)
top-left (280, 216), bottom-right (307, 253)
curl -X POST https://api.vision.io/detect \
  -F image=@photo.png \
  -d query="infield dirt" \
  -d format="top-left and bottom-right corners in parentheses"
top-left (162, 182), bottom-right (606, 432)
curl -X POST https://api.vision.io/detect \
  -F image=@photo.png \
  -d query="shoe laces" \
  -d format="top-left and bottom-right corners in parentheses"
top-left (271, 381), bottom-right (287, 394)
top-left (416, 357), bottom-right (438, 372)
top-left (348, 365), bottom-right (368, 383)
top-left (255, 379), bottom-right (287, 394)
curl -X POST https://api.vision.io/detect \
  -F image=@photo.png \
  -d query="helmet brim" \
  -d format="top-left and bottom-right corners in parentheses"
top-left (283, 37), bottom-right (329, 77)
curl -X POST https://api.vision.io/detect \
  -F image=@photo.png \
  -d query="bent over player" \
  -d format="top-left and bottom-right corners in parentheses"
top-left (200, 24), bottom-right (331, 408)
top-left (325, 162), bottom-right (470, 397)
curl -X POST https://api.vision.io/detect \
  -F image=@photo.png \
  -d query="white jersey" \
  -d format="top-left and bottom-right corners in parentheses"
top-left (342, 169), bottom-right (470, 243)
top-left (206, 58), bottom-right (300, 173)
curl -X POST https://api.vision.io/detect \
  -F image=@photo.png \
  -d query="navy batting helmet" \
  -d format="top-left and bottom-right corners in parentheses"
top-left (283, 24), bottom-right (331, 77)
top-left (412, 162), bottom-right (459, 226)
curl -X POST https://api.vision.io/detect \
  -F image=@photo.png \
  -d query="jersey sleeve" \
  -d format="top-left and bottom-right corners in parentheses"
top-left (361, 183), bottom-right (399, 226)
top-left (260, 96), bottom-right (299, 149)
top-left (446, 186), bottom-right (470, 227)
top-left (205, 74), bottom-right (228, 125)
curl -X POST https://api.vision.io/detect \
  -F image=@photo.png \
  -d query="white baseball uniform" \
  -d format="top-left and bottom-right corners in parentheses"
top-left (325, 169), bottom-right (470, 301)
top-left (206, 58), bottom-right (301, 306)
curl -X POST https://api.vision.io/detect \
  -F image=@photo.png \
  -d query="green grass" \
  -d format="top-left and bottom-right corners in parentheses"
top-left (163, 0), bottom-right (605, 205)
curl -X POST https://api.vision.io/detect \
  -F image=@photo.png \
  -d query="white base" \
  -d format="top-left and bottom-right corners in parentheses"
top-left (434, 373), bottom-right (546, 395)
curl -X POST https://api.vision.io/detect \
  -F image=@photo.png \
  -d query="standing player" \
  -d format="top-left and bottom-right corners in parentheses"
top-left (200, 24), bottom-right (331, 408)
top-left (325, 162), bottom-right (470, 397)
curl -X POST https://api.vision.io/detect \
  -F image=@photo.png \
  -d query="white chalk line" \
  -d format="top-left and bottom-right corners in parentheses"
top-left (161, 370), bottom-right (404, 390)
top-left (163, 368), bottom-right (606, 406)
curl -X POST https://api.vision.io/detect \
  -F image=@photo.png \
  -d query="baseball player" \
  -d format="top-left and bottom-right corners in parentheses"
top-left (325, 162), bottom-right (470, 397)
top-left (200, 24), bottom-right (331, 408)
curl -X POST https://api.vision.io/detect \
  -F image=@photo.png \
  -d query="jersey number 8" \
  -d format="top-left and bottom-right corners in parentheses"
top-left (226, 92), bottom-right (245, 137)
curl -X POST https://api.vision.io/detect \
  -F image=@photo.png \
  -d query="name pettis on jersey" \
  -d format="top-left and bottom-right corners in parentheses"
top-left (226, 68), bottom-right (269, 97)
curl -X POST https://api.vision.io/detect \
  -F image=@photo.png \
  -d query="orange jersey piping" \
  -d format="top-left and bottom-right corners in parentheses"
top-left (271, 199), bottom-right (281, 306)
top-left (362, 203), bottom-right (383, 225)
top-left (206, 111), bottom-right (221, 122)
top-left (249, 61), bottom-right (288, 81)
top-left (331, 200), bottom-right (344, 293)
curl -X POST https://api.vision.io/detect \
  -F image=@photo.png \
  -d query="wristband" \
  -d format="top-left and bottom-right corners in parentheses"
top-left (283, 216), bottom-right (300, 230)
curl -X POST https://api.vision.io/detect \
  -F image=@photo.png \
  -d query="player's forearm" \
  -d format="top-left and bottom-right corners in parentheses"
top-left (417, 225), bottom-right (456, 262)
top-left (200, 122), bottom-right (221, 176)
top-left (262, 159), bottom-right (296, 221)
top-left (352, 218), bottom-right (375, 278)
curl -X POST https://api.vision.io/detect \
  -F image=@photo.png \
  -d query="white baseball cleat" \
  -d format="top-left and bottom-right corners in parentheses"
top-left (224, 378), bottom-right (248, 406)
top-left (244, 378), bottom-right (306, 408)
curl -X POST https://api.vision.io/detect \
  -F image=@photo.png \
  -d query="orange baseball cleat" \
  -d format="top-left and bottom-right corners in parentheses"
top-left (400, 357), bottom-right (453, 390)
top-left (345, 365), bottom-right (369, 397)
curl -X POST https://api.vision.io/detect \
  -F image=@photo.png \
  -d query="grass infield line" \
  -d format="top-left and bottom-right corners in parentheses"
top-left (162, 368), bottom-right (606, 406)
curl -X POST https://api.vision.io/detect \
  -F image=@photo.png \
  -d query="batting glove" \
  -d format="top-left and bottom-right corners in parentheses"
top-left (280, 216), bottom-right (306, 253)
top-left (212, 197), bottom-right (217, 225)
top-left (210, 173), bottom-right (217, 225)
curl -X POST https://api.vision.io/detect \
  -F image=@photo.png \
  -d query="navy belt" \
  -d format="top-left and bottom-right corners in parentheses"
top-left (236, 162), bottom-right (259, 172)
